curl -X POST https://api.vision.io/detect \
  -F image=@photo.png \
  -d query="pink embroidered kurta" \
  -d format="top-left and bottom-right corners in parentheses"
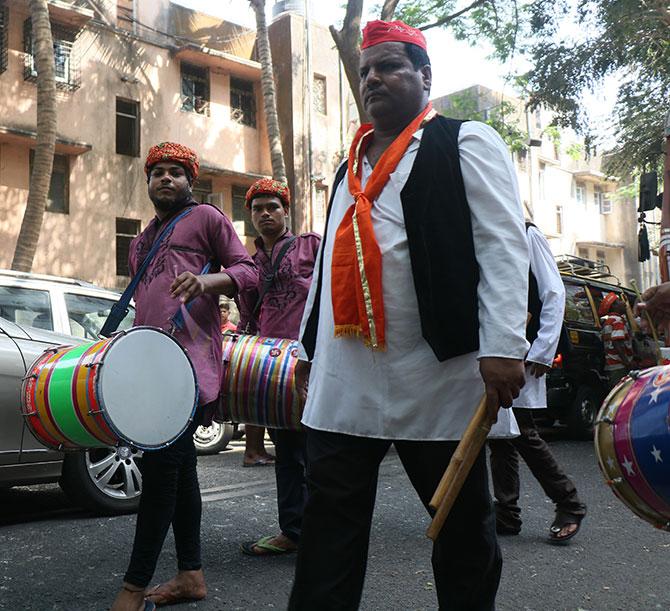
top-left (129, 203), bottom-right (258, 406)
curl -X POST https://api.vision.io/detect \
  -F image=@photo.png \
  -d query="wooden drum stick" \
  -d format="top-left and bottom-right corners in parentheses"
top-left (426, 394), bottom-right (497, 541)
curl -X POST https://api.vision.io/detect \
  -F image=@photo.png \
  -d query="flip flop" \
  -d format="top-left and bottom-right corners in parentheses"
top-left (243, 457), bottom-right (275, 467)
top-left (241, 535), bottom-right (297, 556)
top-left (145, 583), bottom-right (205, 606)
top-left (548, 511), bottom-right (585, 544)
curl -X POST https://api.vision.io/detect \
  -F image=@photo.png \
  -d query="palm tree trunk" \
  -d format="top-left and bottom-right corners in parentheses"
top-left (11, 0), bottom-right (56, 272)
top-left (249, 0), bottom-right (287, 182)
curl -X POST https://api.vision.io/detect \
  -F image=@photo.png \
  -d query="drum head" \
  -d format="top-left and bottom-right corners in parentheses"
top-left (98, 328), bottom-right (197, 449)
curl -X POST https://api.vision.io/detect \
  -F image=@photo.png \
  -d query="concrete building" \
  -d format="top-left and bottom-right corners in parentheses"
top-left (433, 85), bottom-right (653, 287)
top-left (0, 0), bottom-right (351, 289)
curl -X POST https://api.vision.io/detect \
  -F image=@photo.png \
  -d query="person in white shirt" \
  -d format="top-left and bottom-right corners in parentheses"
top-left (288, 19), bottom-right (528, 611)
top-left (489, 224), bottom-right (587, 543)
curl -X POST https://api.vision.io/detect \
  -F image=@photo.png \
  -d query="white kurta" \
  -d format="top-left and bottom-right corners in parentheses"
top-left (512, 225), bottom-right (566, 409)
top-left (299, 121), bottom-right (529, 441)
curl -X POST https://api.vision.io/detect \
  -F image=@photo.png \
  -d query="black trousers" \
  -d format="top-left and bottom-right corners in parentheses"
top-left (124, 410), bottom-right (205, 588)
top-left (267, 428), bottom-right (308, 543)
top-left (289, 428), bottom-right (501, 611)
top-left (489, 408), bottom-right (586, 530)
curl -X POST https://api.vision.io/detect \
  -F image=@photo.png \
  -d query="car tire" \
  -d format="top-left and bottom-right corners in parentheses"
top-left (567, 385), bottom-right (601, 439)
top-left (193, 422), bottom-right (234, 455)
top-left (59, 446), bottom-right (142, 516)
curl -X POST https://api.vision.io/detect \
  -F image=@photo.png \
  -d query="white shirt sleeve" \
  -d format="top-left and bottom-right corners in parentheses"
top-left (458, 121), bottom-right (530, 360)
top-left (526, 225), bottom-right (565, 366)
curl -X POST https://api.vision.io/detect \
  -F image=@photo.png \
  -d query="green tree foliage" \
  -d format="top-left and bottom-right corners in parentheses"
top-left (336, 1), bottom-right (525, 121)
top-left (443, 91), bottom-right (528, 152)
top-left (393, 0), bottom-right (522, 61)
top-left (522, 0), bottom-right (670, 176)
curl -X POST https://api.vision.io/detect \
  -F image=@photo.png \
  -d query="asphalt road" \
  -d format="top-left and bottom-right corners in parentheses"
top-left (1, 430), bottom-right (669, 611)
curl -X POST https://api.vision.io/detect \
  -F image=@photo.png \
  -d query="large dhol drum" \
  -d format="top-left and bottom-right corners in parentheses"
top-left (221, 334), bottom-right (303, 430)
top-left (595, 366), bottom-right (670, 531)
top-left (21, 326), bottom-right (198, 451)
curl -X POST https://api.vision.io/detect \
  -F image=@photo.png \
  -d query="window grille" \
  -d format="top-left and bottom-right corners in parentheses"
top-left (116, 98), bottom-right (140, 157)
top-left (232, 185), bottom-right (254, 235)
top-left (29, 150), bottom-right (69, 214)
top-left (0, 1), bottom-right (8, 75)
top-left (116, 218), bottom-right (141, 276)
top-left (23, 19), bottom-right (81, 91)
top-left (181, 62), bottom-right (210, 115)
top-left (313, 75), bottom-right (327, 114)
top-left (230, 77), bottom-right (256, 128)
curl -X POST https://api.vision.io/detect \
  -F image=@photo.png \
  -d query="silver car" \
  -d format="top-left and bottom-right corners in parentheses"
top-left (0, 269), bottom-right (232, 515)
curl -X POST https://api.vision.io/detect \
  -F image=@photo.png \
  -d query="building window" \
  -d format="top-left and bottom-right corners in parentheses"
top-left (314, 185), bottom-right (328, 228)
top-left (231, 185), bottom-right (255, 235)
top-left (593, 186), bottom-right (612, 214)
top-left (29, 151), bottom-right (69, 214)
top-left (230, 77), bottom-right (256, 128)
top-left (181, 62), bottom-right (210, 115)
top-left (116, 98), bottom-right (140, 157)
top-left (578, 247), bottom-right (589, 260)
top-left (117, 0), bottom-right (134, 31)
top-left (596, 249), bottom-right (606, 267)
top-left (192, 178), bottom-right (212, 203)
top-left (0, 1), bottom-right (8, 75)
top-left (534, 108), bottom-right (542, 129)
top-left (516, 148), bottom-right (528, 172)
top-left (574, 181), bottom-right (585, 206)
top-left (600, 196), bottom-right (612, 214)
top-left (555, 205), bottom-right (563, 234)
top-left (23, 19), bottom-right (80, 91)
top-left (313, 75), bottom-right (327, 115)
top-left (116, 218), bottom-right (140, 276)
top-left (538, 162), bottom-right (546, 200)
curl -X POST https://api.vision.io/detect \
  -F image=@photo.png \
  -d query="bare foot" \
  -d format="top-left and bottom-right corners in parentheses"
top-left (110, 584), bottom-right (147, 611)
top-left (145, 569), bottom-right (206, 606)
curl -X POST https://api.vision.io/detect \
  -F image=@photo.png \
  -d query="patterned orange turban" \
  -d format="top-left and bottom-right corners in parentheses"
top-left (145, 142), bottom-right (199, 181)
top-left (245, 178), bottom-right (291, 209)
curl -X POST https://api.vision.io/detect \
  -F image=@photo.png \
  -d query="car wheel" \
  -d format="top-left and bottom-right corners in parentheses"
top-left (193, 422), bottom-right (234, 455)
top-left (59, 446), bottom-right (142, 515)
top-left (567, 385), bottom-right (601, 439)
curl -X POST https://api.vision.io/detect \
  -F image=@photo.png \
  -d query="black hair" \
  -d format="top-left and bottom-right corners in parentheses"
top-left (404, 42), bottom-right (431, 70)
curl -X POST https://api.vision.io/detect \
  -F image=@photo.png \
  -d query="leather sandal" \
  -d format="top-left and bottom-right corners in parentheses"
top-left (548, 511), bottom-right (584, 544)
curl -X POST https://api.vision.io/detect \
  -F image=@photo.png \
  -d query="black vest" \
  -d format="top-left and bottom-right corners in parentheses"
top-left (302, 116), bottom-right (480, 362)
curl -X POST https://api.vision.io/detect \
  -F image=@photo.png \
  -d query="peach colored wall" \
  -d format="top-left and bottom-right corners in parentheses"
top-left (0, 3), bottom-right (270, 289)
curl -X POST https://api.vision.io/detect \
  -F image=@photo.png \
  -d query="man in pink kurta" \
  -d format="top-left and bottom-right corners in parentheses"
top-left (111, 142), bottom-right (257, 611)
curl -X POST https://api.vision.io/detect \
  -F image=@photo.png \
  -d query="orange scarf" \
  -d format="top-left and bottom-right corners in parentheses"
top-left (331, 103), bottom-right (435, 350)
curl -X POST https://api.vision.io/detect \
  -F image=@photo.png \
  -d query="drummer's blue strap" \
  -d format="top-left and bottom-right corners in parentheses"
top-left (100, 206), bottom-right (195, 338)
top-left (169, 261), bottom-right (213, 332)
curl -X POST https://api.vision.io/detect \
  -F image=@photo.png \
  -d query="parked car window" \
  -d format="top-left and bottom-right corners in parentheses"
top-left (64, 293), bottom-right (135, 339)
top-left (564, 283), bottom-right (595, 325)
top-left (0, 286), bottom-right (53, 330)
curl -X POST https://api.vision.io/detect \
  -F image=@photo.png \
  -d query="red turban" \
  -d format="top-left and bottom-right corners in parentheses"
top-left (145, 142), bottom-right (199, 181)
top-left (245, 178), bottom-right (291, 209)
top-left (361, 20), bottom-right (427, 51)
top-left (599, 292), bottom-right (619, 317)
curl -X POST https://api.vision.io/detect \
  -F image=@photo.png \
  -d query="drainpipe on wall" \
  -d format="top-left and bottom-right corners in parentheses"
top-left (659, 109), bottom-right (670, 283)
top-left (303, 0), bottom-right (314, 233)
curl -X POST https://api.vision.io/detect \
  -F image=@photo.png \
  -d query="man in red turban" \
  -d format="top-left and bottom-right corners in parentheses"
top-left (288, 18), bottom-right (529, 611)
top-left (111, 144), bottom-right (258, 610)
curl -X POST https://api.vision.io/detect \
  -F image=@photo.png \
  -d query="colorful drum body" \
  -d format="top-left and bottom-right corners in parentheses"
top-left (221, 334), bottom-right (303, 430)
top-left (595, 365), bottom-right (670, 531)
top-left (21, 326), bottom-right (198, 451)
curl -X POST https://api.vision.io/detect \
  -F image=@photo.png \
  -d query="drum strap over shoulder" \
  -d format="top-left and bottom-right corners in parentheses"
top-left (245, 235), bottom-right (297, 331)
top-left (100, 206), bottom-right (195, 337)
